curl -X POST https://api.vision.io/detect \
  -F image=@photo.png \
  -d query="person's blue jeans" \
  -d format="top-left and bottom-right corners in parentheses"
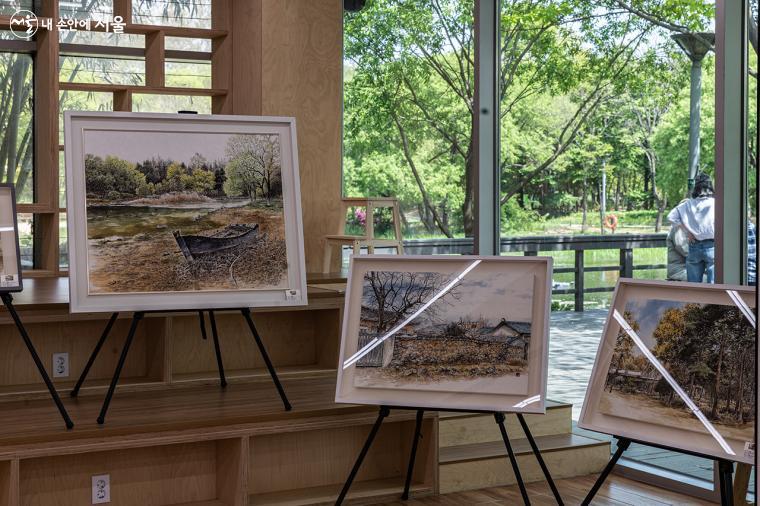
top-left (686, 239), bottom-right (715, 283)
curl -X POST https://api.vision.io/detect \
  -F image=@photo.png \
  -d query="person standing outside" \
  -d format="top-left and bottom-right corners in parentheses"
top-left (666, 221), bottom-right (689, 281)
top-left (667, 173), bottom-right (715, 283)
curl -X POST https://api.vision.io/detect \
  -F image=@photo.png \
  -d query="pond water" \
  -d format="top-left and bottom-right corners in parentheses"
top-left (87, 204), bottom-right (239, 239)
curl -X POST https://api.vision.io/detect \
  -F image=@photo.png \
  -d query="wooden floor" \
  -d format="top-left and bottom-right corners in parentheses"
top-left (379, 475), bottom-right (716, 505)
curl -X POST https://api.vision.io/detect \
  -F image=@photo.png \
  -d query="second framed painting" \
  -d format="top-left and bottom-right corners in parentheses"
top-left (64, 112), bottom-right (307, 313)
top-left (335, 255), bottom-right (553, 413)
top-left (579, 279), bottom-right (756, 464)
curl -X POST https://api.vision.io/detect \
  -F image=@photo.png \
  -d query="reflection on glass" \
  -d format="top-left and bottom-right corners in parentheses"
top-left (58, 0), bottom-right (113, 21)
top-left (0, 52), bottom-right (33, 203)
top-left (0, 186), bottom-right (21, 288)
top-left (0, 1), bottom-right (32, 16)
top-left (59, 55), bottom-right (145, 86)
top-left (343, 1), bottom-right (474, 246)
top-left (165, 60), bottom-right (211, 88)
top-left (165, 36), bottom-right (211, 52)
top-left (132, 0), bottom-right (211, 29)
top-left (60, 213), bottom-right (68, 270)
top-left (131, 93), bottom-right (211, 114)
top-left (16, 213), bottom-right (32, 270)
top-left (59, 90), bottom-right (113, 145)
top-left (60, 30), bottom-right (144, 48)
top-left (746, 8), bottom-right (757, 287)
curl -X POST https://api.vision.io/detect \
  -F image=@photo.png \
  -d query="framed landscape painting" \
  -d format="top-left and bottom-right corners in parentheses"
top-left (579, 279), bottom-right (756, 464)
top-left (335, 255), bottom-right (553, 413)
top-left (64, 112), bottom-right (306, 313)
top-left (0, 184), bottom-right (22, 292)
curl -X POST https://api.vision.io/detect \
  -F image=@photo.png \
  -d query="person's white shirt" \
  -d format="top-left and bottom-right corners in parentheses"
top-left (667, 196), bottom-right (715, 241)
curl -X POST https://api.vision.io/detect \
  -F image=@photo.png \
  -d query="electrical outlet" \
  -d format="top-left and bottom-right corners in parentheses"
top-left (52, 352), bottom-right (69, 378)
top-left (91, 474), bottom-right (110, 504)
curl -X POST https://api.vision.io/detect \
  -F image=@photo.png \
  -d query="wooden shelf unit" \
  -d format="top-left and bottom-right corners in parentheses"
top-left (0, 278), bottom-right (440, 505)
top-left (0, 394), bottom-right (436, 506)
top-left (0, 280), bottom-right (344, 399)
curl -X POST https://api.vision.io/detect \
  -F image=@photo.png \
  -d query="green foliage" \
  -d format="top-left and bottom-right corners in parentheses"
top-left (85, 154), bottom-right (147, 199)
top-left (344, 0), bottom-right (723, 239)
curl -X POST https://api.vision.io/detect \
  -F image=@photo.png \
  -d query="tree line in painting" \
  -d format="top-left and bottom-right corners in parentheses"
top-left (85, 134), bottom-right (282, 204)
top-left (609, 304), bottom-right (755, 426)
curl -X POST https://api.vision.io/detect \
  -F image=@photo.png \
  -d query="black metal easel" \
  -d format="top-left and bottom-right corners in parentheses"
top-left (582, 436), bottom-right (736, 506)
top-left (2, 293), bottom-right (74, 429)
top-left (335, 406), bottom-right (564, 506)
top-left (71, 307), bottom-right (291, 424)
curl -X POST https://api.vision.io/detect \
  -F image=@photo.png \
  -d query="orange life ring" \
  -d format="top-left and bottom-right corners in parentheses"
top-left (604, 214), bottom-right (618, 232)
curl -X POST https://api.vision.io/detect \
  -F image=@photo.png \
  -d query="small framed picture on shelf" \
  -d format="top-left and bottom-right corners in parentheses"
top-left (0, 183), bottom-right (22, 293)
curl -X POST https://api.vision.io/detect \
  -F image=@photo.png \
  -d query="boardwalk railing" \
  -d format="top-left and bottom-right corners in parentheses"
top-left (402, 233), bottom-right (668, 311)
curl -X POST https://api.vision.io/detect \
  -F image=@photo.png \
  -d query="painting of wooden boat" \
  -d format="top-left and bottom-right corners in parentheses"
top-left (173, 224), bottom-right (259, 261)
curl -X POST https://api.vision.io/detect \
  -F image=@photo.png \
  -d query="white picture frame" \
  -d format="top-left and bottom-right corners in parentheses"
top-left (335, 255), bottom-right (553, 413)
top-left (579, 279), bottom-right (756, 464)
top-left (0, 184), bottom-right (22, 292)
top-left (64, 111), bottom-right (307, 313)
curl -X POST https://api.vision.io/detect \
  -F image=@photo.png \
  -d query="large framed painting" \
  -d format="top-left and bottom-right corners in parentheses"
top-left (335, 255), bottom-right (553, 413)
top-left (64, 112), bottom-right (306, 313)
top-left (0, 184), bottom-right (22, 292)
top-left (579, 279), bottom-right (756, 464)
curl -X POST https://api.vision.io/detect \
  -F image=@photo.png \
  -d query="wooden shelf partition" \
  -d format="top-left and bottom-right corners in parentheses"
top-left (248, 416), bottom-right (437, 506)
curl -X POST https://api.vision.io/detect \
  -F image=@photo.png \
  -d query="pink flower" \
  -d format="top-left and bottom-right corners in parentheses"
top-left (355, 208), bottom-right (366, 225)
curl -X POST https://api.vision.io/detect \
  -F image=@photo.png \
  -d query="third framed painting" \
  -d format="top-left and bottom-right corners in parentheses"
top-left (579, 279), bottom-right (756, 464)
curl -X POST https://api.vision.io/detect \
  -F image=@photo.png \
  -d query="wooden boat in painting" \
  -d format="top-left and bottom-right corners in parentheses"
top-left (173, 224), bottom-right (259, 260)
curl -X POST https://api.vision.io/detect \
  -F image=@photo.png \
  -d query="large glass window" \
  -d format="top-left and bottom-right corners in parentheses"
top-left (343, 0), bottom-right (475, 265)
top-left (0, 52), bottom-right (33, 203)
top-left (0, 1), bottom-right (221, 272)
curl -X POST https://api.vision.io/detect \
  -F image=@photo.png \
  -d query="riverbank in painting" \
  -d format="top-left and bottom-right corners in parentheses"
top-left (86, 199), bottom-right (287, 293)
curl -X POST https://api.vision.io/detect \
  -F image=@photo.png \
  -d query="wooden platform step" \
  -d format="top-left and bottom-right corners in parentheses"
top-left (438, 400), bottom-right (572, 447)
top-left (249, 478), bottom-right (432, 506)
top-left (439, 433), bottom-right (610, 494)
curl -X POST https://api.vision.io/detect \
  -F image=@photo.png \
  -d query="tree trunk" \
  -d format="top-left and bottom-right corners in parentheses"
top-left (463, 143), bottom-right (476, 237)
top-left (711, 343), bottom-right (724, 418)
top-left (581, 176), bottom-right (588, 233)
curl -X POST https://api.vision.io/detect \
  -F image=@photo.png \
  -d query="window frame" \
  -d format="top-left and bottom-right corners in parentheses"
top-left (0, 0), bottom-right (229, 275)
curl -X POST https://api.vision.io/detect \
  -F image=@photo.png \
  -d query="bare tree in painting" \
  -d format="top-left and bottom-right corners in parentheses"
top-left (362, 271), bottom-right (458, 333)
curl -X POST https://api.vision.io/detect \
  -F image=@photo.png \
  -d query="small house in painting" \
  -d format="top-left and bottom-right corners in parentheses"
top-left (476, 319), bottom-right (531, 360)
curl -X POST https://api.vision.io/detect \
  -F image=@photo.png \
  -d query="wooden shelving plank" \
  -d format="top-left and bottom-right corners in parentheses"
top-left (172, 366), bottom-right (336, 386)
top-left (0, 376), bottom-right (380, 450)
top-left (439, 433), bottom-right (609, 464)
top-left (248, 479), bottom-right (432, 506)
top-left (0, 278), bottom-right (343, 311)
top-left (58, 81), bottom-right (227, 96)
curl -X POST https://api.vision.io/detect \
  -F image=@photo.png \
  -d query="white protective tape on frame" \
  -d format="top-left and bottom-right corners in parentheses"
top-left (343, 260), bottom-right (482, 369)
top-left (726, 290), bottom-right (757, 329)
top-left (612, 309), bottom-right (736, 456)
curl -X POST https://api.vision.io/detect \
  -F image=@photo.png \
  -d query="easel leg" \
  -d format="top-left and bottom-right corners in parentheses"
top-left (494, 412), bottom-right (530, 505)
top-left (517, 413), bottom-right (563, 505)
top-left (71, 312), bottom-right (118, 398)
top-left (241, 308), bottom-right (291, 411)
top-left (198, 311), bottom-right (207, 340)
top-left (718, 460), bottom-right (735, 506)
top-left (335, 406), bottom-right (390, 505)
top-left (402, 409), bottom-right (424, 500)
top-left (97, 312), bottom-right (144, 425)
top-left (208, 311), bottom-right (227, 388)
top-left (2, 294), bottom-right (74, 430)
top-left (581, 437), bottom-right (631, 506)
